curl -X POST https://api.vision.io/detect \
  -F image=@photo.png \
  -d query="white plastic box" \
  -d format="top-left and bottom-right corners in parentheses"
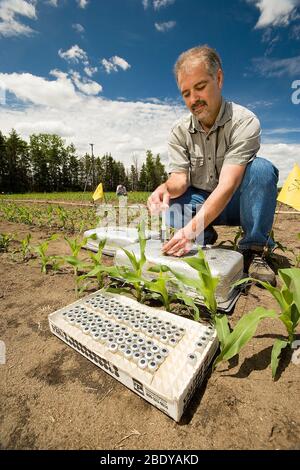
top-left (48, 291), bottom-right (219, 422)
top-left (83, 227), bottom-right (160, 256)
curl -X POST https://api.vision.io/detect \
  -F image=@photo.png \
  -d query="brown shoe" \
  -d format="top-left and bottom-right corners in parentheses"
top-left (248, 253), bottom-right (277, 287)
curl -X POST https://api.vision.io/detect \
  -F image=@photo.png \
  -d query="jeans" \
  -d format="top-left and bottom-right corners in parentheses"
top-left (166, 157), bottom-right (279, 252)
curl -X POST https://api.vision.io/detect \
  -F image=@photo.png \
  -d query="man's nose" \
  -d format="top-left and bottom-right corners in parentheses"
top-left (189, 89), bottom-right (201, 105)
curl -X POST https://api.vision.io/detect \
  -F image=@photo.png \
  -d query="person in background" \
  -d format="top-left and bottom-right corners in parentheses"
top-left (116, 184), bottom-right (127, 197)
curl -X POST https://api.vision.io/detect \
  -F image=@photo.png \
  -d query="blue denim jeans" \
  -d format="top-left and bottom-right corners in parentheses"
top-left (166, 157), bottom-right (279, 252)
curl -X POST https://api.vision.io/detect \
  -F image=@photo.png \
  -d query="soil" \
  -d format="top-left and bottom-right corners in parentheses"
top-left (0, 211), bottom-right (300, 450)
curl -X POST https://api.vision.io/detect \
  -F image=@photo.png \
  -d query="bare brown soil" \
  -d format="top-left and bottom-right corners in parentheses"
top-left (0, 212), bottom-right (300, 450)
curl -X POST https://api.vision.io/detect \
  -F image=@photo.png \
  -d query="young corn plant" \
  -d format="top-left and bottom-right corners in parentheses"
top-left (79, 238), bottom-right (120, 292)
top-left (57, 206), bottom-right (68, 230)
top-left (116, 222), bottom-right (147, 301)
top-left (160, 247), bottom-right (230, 348)
top-left (234, 267), bottom-right (300, 378)
top-left (62, 235), bottom-right (91, 296)
top-left (20, 233), bottom-right (33, 261)
top-left (34, 234), bottom-right (60, 274)
top-left (147, 264), bottom-right (200, 319)
top-left (219, 227), bottom-right (243, 251)
top-left (0, 233), bottom-right (13, 252)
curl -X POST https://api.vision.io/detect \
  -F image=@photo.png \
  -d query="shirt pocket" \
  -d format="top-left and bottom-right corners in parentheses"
top-left (189, 150), bottom-right (204, 168)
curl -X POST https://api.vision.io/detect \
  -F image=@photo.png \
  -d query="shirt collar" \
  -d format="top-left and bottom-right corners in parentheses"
top-left (187, 97), bottom-right (231, 133)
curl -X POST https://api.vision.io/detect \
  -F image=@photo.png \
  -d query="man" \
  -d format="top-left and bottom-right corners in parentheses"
top-left (147, 45), bottom-right (279, 285)
top-left (116, 184), bottom-right (127, 197)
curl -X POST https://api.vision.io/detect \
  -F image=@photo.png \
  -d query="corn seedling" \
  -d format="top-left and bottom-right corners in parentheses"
top-left (20, 233), bottom-right (33, 261)
top-left (79, 238), bottom-right (120, 293)
top-left (219, 227), bottom-right (243, 251)
top-left (0, 233), bottom-right (13, 252)
top-left (147, 264), bottom-right (200, 319)
top-left (157, 248), bottom-right (230, 348)
top-left (116, 222), bottom-right (147, 301)
top-left (57, 206), bottom-right (68, 230)
top-left (34, 234), bottom-right (60, 274)
top-left (234, 267), bottom-right (300, 378)
top-left (62, 235), bottom-right (93, 295)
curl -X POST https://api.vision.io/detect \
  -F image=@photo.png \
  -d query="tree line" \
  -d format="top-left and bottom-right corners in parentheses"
top-left (0, 129), bottom-right (168, 193)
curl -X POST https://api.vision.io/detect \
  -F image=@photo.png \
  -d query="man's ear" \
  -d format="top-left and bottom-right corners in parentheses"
top-left (217, 69), bottom-right (223, 89)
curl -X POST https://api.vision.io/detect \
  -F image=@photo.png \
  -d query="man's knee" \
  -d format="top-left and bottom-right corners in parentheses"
top-left (246, 157), bottom-right (279, 186)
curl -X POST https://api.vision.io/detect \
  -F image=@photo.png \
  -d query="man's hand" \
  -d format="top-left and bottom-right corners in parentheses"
top-left (161, 227), bottom-right (194, 257)
top-left (147, 183), bottom-right (170, 215)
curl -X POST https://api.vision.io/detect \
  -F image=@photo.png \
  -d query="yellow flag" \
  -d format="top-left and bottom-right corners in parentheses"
top-left (92, 183), bottom-right (104, 201)
top-left (277, 164), bottom-right (300, 211)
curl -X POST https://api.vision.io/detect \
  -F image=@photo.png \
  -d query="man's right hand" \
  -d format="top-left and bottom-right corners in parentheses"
top-left (147, 183), bottom-right (170, 215)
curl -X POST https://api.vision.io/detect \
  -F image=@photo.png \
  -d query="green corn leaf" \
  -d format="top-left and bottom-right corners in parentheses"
top-left (174, 291), bottom-right (200, 321)
top-left (144, 277), bottom-right (170, 309)
top-left (63, 256), bottom-right (88, 269)
top-left (279, 268), bottom-right (300, 313)
top-left (271, 338), bottom-right (289, 379)
top-left (214, 313), bottom-right (230, 351)
top-left (234, 277), bottom-right (288, 311)
top-left (162, 266), bottom-right (202, 290)
top-left (213, 307), bottom-right (277, 368)
top-left (122, 248), bottom-right (140, 272)
top-left (138, 221), bottom-right (147, 268)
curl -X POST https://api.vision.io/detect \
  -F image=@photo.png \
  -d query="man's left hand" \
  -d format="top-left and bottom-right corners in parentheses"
top-left (161, 228), bottom-right (194, 257)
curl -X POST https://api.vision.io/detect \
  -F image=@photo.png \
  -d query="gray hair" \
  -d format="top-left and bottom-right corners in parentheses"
top-left (174, 45), bottom-right (223, 81)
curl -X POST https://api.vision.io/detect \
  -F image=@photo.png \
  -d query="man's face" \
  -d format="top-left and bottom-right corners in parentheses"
top-left (178, 60), bottom-right (223, 128)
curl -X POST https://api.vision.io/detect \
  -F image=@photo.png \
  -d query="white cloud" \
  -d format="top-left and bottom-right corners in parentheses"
top-left (16, 120), bottom-right (73, 137)
top-left (153, 0), bottom-right (175, 10)
top-left (253, 55), bottom-right (300, 76)
top-left (142, 0), bottom-right (149, 9)
top-left (155, 20), bottom-right (176, 32)
top-left (47, 0), bottom-right (58, 6)
top-left (70, 70), bottom-right (102, 95)
top-left (0, 71), bottom-right (184, 166)
top-left (101, 56), bottom-right (131, 74)
top-left (72, 23), bottom-right (85, 33)
top-left (248, 0), bottom-right (300, 28)
top-left (0, 0), bottom-right (37, 37)
top-left (0, 71), bottom-right (80, 108)
top-left (246, 100), bottom-right (274, 110)
top-left (58, 44), bottom-right (88, 63)
top-left (77, 0), bottom-right (88, 8)
top-left (84, 65), bottom-right (98, 77)
top-left (263, 127), bottom-right (300, 134)
top-left (260, 143), bottom-right (300, 184)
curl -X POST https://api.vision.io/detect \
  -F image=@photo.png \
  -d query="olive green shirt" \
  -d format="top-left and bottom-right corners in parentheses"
top-left (167, 98), bottom-right (261, 192)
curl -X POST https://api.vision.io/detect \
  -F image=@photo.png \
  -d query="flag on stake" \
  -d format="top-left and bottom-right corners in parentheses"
top-left (277, 164), bottom-right (300, 211)
top-left (92, 182), bottom-right (104, 201)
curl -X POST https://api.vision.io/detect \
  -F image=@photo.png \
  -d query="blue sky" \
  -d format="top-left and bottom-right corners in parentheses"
top-left (0, 0), bottom-right (300, 183)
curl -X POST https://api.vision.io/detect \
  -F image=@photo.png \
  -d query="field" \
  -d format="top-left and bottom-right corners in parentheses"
top-left (0, 195), bottom-right (300, 450)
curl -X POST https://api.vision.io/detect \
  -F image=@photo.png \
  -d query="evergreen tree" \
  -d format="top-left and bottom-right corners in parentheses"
top-left (5, 130), bottom-right (30, 193)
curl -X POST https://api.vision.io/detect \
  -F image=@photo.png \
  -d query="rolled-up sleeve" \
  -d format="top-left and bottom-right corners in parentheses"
top-left (167, 127), bottom-right (190, 174)
top-left (224, 116), bottom-right (261, 165)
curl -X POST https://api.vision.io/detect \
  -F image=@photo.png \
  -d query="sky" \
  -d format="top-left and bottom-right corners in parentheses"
top-left (0, 0), bottom-right (300, 184)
